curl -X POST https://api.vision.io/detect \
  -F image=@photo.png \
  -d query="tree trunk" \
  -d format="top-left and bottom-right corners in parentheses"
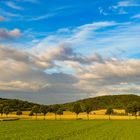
top-left (87, 114), bottom-right (89, 120)
top-left (55, 113), bottom-right (57, 120)
top-left (129, 114), bottom-right (130, 120)
top-left (36, 114), bottom-right (37, 120)
top-left (76, 114), bottom-right (78, 120)
top-left (109, 115), bottom-right (111, 120)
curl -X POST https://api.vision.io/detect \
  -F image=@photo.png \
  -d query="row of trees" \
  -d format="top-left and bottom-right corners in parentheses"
top-left (0, 101), bottom-right (140, 120)
top-left (0, 104), bottom-right (23, 116)
top-left (30, 102), bottom-right (140, 120)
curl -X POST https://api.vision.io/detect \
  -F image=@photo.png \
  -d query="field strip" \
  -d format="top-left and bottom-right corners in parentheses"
top-left (47, 121), bottom-right (111, 140)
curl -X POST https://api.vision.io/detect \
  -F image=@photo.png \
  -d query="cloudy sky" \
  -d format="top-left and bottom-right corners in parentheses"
top-left (0, 0), bottom-right (140, 104)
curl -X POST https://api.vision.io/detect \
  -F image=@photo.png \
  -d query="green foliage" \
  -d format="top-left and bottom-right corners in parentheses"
top-left (16, 109), bottom-right (22, 116)
top-left (3, 106), bottom-right (10, 115)
top-left (62, 94), bottom-right (140, 111)
top-left (40, 105), bottom-right (48, 116)
top-left (0, 94), bottom-right (140, 113)
top-left (72, 103), bottom-right (82, 115)
top-left (84, 104), bottom-right (93, 114)
top-left (0, 104), bottom-right (4, 115)
top-left (32, 105), bottom-right (40, 114)
top-left (56, 108), bottom-right (63, 115)
top-left (51, 105), bottom-right (60, 114)
top-left (106, 107), bottom-right (114, 115)
top-left (29, 111), bottom-right (34, 116)
top-left (126, 102), bottom-right (140, 116)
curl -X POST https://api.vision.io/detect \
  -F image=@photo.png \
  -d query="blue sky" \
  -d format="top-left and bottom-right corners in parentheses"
top-left (0, 0), bottom-right (140, 104)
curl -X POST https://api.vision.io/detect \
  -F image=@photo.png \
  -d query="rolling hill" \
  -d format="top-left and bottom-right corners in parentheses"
top-left (61, 94), bottom-right (140, 110)
top-left (0, 94), bottom-right (140, 111)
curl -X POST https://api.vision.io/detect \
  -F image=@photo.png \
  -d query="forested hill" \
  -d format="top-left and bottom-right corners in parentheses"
top-left (0, 94), bottom-right (140, 111)
top-left (0, 98), bottom-right (38, 111)
top-left (61, 94), bottom-right (140, 110)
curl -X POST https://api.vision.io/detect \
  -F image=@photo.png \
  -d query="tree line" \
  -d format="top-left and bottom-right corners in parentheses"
top-left (0, 101), bottom-right (140, 120)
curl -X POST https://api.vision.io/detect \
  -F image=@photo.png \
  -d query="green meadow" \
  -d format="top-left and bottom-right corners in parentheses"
top-left (0, 120), bottom-right (139, 140)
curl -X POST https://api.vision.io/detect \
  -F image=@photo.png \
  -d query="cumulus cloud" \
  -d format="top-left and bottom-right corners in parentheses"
top-left (1, 21), bottom-right (140, 103)
top-left (0, 28), bottom-right (21, 40)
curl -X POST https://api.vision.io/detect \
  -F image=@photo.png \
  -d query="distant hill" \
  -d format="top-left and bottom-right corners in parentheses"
top-left (0, 94), bottom-right (140, 111)
top-left (0, 98), bottom-right (38, 111)
top-left (61, 94), bottom-right (140, 110)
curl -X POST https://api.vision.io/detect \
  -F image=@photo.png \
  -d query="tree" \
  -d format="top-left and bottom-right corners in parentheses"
top-left (56, 108), bottom-right (63, 120)
top-left (106, 107), bottom-right (114, 120)
top-left (16, 109), bottom-right (22, 117)
top-left (40, 105), bottom-right (48, 120)
top-left (0, 104), bottom-right (4, 116)
top-left (32, 105), bottom-right (40, 120)
top-left (126, 102), bottom-right (140, 119)
top-left (3, 106), bottom-right (10, 116)
top-left (51, 105), bottom-right (60, 120)
top-left (29, 111), bottom-right (34, 118)
top-left (72, 103), bottom-right (82, 120)
top-left (84, 104), bottom-right (93, 120)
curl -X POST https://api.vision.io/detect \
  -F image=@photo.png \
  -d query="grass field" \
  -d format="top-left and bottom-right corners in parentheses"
top-left (0, 120), bottom-right (140, 140)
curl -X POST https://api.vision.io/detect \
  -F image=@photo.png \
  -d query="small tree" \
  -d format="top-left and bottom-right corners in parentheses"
top-left (16, 110), bottom-right (22, 117)
top-left (126, 102), bottom-right (140, 119)
top-left (106, 107), bottom-right (114, 120)
top-left (84, 104), bottom-right (92, 120)
top-left (72, 103), bottom-right (82, 120)
top-left (56, 108), bottom-right (63, 120)
top-left (32, 105), bottom-right (40, 120)
top-left (29, 111), bottom-right (34, 118)
top-left (51, 105), bottom-right (60, 120)
top-left (3, 106), bottom-right (10, 116)
top-left (40, 105), bottom-right (48, 120)
top-left (0, 104), bottom-right (4, 116)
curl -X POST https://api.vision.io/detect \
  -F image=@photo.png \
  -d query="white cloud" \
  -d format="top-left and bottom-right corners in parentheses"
top-left (28, 13), bottom-right (57, 21)
top-left (5, 1), bottom-right (23, 10)
top-left (98, 7), bottom-right (108, 15)
top-left (131, 14), bottom-right (140, 19)
top-left (0, 28), bottom-right (21, 40)
top-left (113, 1), bottom-right (140, 9)
top-left (1, 20), bottom-right (140, 103)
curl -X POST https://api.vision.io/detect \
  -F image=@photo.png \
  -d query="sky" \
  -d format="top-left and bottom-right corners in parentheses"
top-left (0, 0), bottom-right (140, 104)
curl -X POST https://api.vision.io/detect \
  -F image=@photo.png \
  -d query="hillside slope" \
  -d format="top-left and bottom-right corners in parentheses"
top-left (0, 94), bottom-right (140, 111)
top-left (61, 94), bottom-right (140, 110)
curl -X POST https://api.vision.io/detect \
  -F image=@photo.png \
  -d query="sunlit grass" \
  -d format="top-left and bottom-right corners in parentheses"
top-left (0, 120), bottom-right (139, 140)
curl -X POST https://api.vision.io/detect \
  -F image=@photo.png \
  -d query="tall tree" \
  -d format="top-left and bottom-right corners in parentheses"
top-left (16, 109), bottom-right (22, 117)
top-left (126, 102), bottom-right (140, 119)
top-left (32, 105), bottom-right (40, 120)
top-left (106, 107), bottom-right (114, 120)
top-left (51, 105), bottom-right (60, 120)
top-left (72, 103), bottom-right (82, 120)
top-left (0, 104), bottom-right (4, 116)
top-left (3, 106), bottom-right (10, 116)
top-left (40, 105), bottom-right (48, 120)
top-left (56, 108), bottom-right (63, 120)
top-left (29, 111), bottom-right (34, 118)
top-left (84, 104), bottom-right (93, 120)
